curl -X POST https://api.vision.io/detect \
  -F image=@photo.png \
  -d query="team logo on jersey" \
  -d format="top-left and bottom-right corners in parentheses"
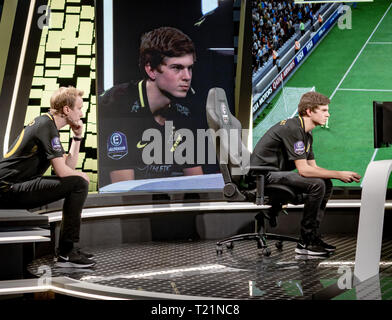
top-left (294, 141), bottom-right (305, 155)
top-left (107, 132), bottom-right (128, 160)
top-left (51, 137), bottom-right (62, 152)
top-left (131, 100), bottom-right (141, 113)
top-left (175, 103), bottom-right (190, 117)
top-left (136, 140), bottom-right (148, 149)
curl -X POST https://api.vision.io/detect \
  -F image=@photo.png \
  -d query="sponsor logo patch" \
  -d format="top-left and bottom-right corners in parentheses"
top-left (131, 100), bottom-right (141, 112)
top-left (51, 137), bottom-right (62, 152)
top-left (136, 140), bottom-right (148, 149)
top-left (294, 141), bottom-right (305, 155)
top-left (107, 132), bottom-right (128, 160)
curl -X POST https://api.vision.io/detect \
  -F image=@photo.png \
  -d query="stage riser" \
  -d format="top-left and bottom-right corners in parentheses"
top-left (40, 207), bottom-right (392, 255)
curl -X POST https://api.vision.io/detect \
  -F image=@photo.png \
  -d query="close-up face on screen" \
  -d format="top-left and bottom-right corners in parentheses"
top-left (96, 0), bottom-right (234, 193)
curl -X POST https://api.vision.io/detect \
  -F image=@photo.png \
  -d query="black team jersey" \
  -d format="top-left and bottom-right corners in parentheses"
top-left (0, 113), bottom-right (64, 184)
top-left (98, 80), bottom-right (198, 186)
top-left (251, 116), bottom-right (315, 171)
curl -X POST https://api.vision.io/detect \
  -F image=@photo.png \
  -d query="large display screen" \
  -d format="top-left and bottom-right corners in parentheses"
top-left (96, 0), bottom-right (234, 193)
top-left (251, 1), bottom-right (392, 190)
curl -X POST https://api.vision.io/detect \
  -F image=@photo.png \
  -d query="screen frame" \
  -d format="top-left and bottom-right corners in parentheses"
top-left (94, 0), bottom-right (235, 194)
top-left (373, 101), bottom-right (392, 149)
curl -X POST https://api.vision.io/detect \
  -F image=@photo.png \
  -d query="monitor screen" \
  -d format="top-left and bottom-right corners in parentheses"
top-left (95, 0), bottom-right (234, 194)
top-left (374, 101), bottom-right (392, 149)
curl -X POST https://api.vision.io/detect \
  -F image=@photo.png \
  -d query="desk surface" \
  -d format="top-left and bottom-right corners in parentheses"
top-left (99, 173), bottom-right (225, 193)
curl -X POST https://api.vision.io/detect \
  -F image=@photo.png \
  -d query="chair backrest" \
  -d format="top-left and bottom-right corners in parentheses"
top-left (206, 88), bottom-right (303, 206)
top-left (206, 88), bottom-right (250, 184)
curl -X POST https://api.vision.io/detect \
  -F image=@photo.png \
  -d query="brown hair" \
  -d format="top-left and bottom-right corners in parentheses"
top-left (50, 86), bottom-right (84, 115)
top-left (139, 27), bottom-right (196, 79)
top-left (298, 91), bottom-right (330, 116)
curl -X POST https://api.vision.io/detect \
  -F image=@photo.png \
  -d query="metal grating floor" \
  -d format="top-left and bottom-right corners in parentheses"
top-left (27, 235), bottom-right (392, 300)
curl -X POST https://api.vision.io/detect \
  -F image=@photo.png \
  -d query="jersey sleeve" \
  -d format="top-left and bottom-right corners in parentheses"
top-left (36, 119), bottom-right (64, 160)
top-left (281, 126), bottom-right (308, 161)
top-left (307, 140), bottom-right (315, 160)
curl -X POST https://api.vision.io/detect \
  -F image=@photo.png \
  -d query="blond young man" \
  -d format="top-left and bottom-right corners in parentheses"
top-left (0, 86), bottom-right (95, 268)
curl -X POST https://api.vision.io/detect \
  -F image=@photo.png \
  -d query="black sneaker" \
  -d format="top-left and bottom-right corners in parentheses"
top-left (313, 238), bottom-right (336, 252)
top-left (55, 249), bottom-right (96, 268)
top-left (54, 247), bottom-right (94, 261)
top-left (295, 241), bottom-right (329, 256)
top-left (76, 247), bottom-right (94, 259)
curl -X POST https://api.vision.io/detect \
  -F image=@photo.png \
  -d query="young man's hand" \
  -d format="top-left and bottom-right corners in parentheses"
top-left (79, 171), bottom-right (90, 183)
top-left (71, 120), bottom-right (84, 138)
top-left (338, 171), bottom-right (361, 183)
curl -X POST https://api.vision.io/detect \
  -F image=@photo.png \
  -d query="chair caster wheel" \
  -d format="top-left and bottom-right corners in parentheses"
top-left (216, 245), bottom-right (223, 255)
top-left (275, 241), bottom-right (283, 250)
top-left (262, 247), bottom-right (271, 257)
top-left (226, 242), bottom-right (234, 250)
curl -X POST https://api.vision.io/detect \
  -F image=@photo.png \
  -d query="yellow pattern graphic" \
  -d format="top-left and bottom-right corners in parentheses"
top-left (25, 0), bottom-right (97, 191)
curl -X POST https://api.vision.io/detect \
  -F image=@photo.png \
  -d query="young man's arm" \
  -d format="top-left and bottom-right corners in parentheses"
top-left (51, 156), bottom-right (89, 182)
top-left (307, 159), bottom-right (318, 168)
top-left (110, 166), bottom-right (203, 183)
top-left (51, 120), bottom-right (89, 182)
top-left (65, 138), bottom-right (81, 170)
top-left (183, 166), bottom-right (203, 176)
top-left (296, 159), bottom-right (361, 183)
top-left (110, 169), bottom-right (135, 182)
top-left (65, 120), bottom-right (83, 169)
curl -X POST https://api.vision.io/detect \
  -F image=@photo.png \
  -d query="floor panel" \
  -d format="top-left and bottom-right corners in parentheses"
top-left (27, 235), bottom-right (392, 300)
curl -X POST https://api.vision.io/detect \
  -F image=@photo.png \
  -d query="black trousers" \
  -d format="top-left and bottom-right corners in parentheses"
top-left (266, 171), bottom-right (333, 242)
top-left (0, 176), bottom-right (88, 255)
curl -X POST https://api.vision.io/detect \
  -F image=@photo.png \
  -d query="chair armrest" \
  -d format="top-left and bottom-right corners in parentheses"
top-left (248, 166), bottom-right (278, 176)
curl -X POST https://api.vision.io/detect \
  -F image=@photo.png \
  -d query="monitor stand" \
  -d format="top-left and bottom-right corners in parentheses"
top-left (354, 160), bottom-right (392, 284)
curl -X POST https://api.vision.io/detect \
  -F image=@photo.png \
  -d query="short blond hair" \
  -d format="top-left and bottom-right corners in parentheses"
top-left (50, 86), bottom-right (84, 115)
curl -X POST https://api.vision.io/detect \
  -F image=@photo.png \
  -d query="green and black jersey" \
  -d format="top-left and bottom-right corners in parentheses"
top-left (251, 116), bottom-right (315, 171)
top-left (0, 113), bottom-right (64, 184)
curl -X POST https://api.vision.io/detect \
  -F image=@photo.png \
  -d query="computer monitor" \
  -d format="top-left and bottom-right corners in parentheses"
top-left (373, 101), bottom-right (392, 149)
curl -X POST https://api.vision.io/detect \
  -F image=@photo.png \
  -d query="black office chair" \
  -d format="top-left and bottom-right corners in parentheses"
top-left (206, 88), bottom-right (302, 256)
